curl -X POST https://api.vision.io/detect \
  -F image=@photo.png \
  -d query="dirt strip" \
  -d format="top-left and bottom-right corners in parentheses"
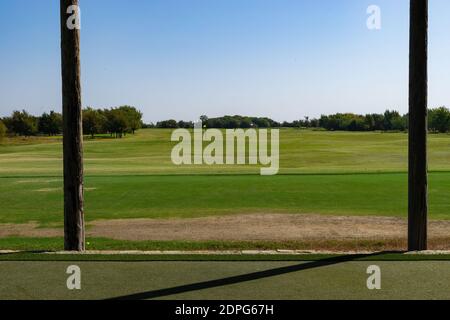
top-left (87, 214), bottom-right (450, 241)
top-left (2, 214), bottom-right (450, 242)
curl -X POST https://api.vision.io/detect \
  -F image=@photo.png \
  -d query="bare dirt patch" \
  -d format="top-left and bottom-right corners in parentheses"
top-left (0, 222), bottom-right (61, 238)
top-left (87, 214), bottom-right (450, 242)
top-left (2, 214), bottom-right (450, 251)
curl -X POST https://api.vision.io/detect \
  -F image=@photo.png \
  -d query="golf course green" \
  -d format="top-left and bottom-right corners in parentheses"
top-left (1, 129), bottom-right (450, 250)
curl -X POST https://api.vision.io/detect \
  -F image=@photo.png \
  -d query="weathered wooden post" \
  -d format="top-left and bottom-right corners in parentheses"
top-left (60, 0), bottom-right (85, 251)
top-left (408, 0), bottom-right (428, 251)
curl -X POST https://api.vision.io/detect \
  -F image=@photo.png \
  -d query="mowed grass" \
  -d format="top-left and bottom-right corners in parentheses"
top-left (2, 172), bottom-right (450, 225)
top-left (1, 129), bottom-right (450, 226)
top-left (3, 128), bottom-right (450, 176)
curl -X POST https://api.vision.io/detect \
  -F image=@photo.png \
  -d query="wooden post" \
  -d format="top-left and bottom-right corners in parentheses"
top-left (408, 0), bottom-right (428, 251)
top-left (60, 0), bottom-right (85, 251)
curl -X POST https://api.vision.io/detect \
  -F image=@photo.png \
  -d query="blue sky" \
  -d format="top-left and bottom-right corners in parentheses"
top-left (1, 0), bottom-right (450, 123)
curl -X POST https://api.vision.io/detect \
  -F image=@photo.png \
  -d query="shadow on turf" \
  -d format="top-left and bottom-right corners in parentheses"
top-left (107, 251), bottom-right (395, 300)
top-left (0, 250), bottom-right (49, 256)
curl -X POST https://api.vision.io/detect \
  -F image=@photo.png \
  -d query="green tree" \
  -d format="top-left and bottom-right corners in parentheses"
top-left (38, 111), bottom-right (62, 135)
top-left (118, 106), bottom-right (143, 134)
top-left (383, 110), bottom-right (405, 131)
top-left (157, 119), bottom-right (178, 128)
top-left (240, 118), bottom-right (252, 128)
top-left (178, 121), bottom-right (194, 129)
top-left (9, 110), bottom-right (38, 136)
top-left (106, 108), bottom-right (129, 138)
top-left (0, 120), bottom-right (7, 141)
top-left (252, 117), bottom-right (270, 128)
top-left (83, 108), bottom-right (106, 138)
top-left (429, 107), bottom-right (450, 133)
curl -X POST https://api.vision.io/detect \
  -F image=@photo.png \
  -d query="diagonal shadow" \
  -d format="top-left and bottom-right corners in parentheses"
top-left (107, 252), bottom-right (393, 300)
top-left (0, 250), bottom-right (50, 256)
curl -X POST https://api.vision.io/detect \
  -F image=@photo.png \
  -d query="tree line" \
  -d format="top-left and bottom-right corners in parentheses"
top-left (314, 107), bottom-right (450, 133)
top-left (2, 106), bottom-right (450, 141)
top-left (317, 110), bottom-right (408, 131)
top-left (153, 107), bottom-right (450, 133)
top-left (155, 115), bottom-right (282, 129)
top-left (0, 106), bottom-right (143, 139)
top-left (83, 106), bottom-right (143, 138)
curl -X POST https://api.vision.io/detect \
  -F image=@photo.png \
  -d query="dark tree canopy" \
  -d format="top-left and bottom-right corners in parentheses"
top-left (83, 107), bottom-right (106, 138)
top-left (38, 111), bottom-right (63, 136)
top-left (0, 120), bottom-right (7, 140)
top-left (6, 110), bottom-right (38, 136)
top-left (428, 107), bottom-right (450, 133)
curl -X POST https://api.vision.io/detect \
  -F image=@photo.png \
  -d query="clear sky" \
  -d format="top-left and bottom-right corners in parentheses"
top-left (1, 0), bottom-right (450, 123)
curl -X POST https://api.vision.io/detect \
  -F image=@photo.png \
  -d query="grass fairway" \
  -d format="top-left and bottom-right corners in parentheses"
top-left (2, 128), bottom-right (450, 225)
top-left (2, 129), bottom-right (450, 176)
top-left (2, 129), bottom-right (450, 249)
top-left (2, 172), bottom-right (450, 225)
